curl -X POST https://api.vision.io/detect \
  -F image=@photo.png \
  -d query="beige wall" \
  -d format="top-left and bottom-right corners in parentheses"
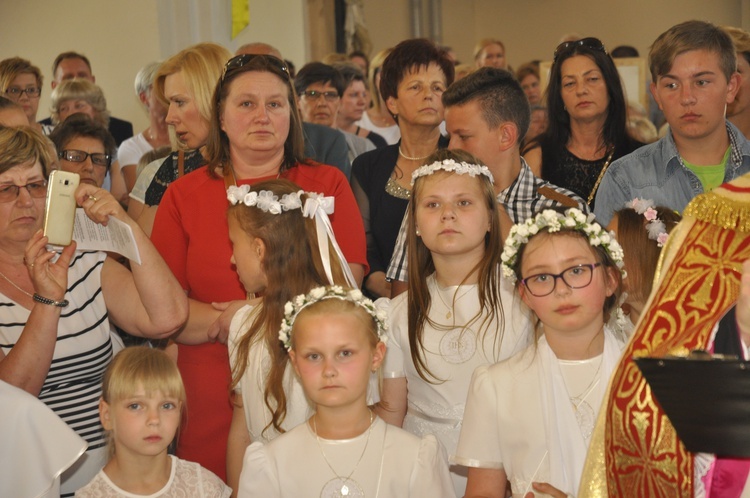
top-left (0, 0), bottom-right (747, 133)
top-left (363, 0), bottom-right (746, 70)
top-left (0, 0), bottom-right (307, 133)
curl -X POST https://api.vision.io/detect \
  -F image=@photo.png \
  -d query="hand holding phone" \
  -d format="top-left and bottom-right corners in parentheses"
top-left (43, 170), bottom-right (80, 246)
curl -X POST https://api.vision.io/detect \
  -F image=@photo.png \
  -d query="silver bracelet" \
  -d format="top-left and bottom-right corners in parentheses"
top-left (33, 293), bottom-right (69, 308)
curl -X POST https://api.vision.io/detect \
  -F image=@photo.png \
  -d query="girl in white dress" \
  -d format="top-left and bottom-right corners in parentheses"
top-left (225, 179), bottom-right (357, 492)
top-left (238, 286), bottom-right (455, 497)
top-left (76, 347), bottom-right (231, 497)
top-left (378, 149), bottom-right (532, 496)
top-left (455, 208), bottom-right (628, 498)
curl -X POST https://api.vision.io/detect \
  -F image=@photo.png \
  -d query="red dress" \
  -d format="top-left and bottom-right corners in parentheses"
top-left (152, 162), bottom-right (367, 480)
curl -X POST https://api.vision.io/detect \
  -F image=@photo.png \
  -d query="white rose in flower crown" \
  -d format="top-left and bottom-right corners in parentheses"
top-left (284, 302), bottom-right (294, 315)
top-left (280, 192), bottom-right (302, 211)
top-left (310, 287), bottom-right (327, 299)
top-left (348, 289), bottom-right (363, 301)
top-left (243, 191), bottom-right (259, 206)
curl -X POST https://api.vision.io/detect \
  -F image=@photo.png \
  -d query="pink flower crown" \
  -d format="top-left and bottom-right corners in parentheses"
top-left (625, 198), bottom-right (669, 247)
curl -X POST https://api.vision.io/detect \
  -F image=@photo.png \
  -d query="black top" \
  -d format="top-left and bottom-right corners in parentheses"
top-left (144, 149), bottom-right (206, 206)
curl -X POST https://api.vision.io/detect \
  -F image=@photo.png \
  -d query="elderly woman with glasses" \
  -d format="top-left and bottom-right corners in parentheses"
top-left (150, 53), bottom-right (367, 480)
top-left (0, 126), bottom-right (187, 496)
top-left (523, 38), bottom-right (642, 210)
top-left (0, 57), bottom-right (51, 134)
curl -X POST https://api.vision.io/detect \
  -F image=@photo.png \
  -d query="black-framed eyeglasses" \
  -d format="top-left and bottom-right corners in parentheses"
top-left (221, 54), bottom-right (290, 83)
top-left (0, 180), bottom-right (48, 203)
top-left (5, 87), bottom-right (41, 99)
top-left (553, 37), bottom-right (607, 62)
top-left (521, 263), bottom-right (602, 297)
top-left (58, 149), bottom-right (111, 168)
top-left (300, 90), bottom-right (340, 102)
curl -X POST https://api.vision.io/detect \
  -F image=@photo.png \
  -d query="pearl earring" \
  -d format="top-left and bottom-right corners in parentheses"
top-left (415, 228), bottom-right (421, 236)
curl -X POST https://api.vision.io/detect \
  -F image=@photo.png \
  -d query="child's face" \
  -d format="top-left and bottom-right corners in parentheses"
top-left (228, 215), bottom-right (267, 295)
top-left (415, 173), bottom-right (491, 260)
top-left (651, 49), bottom-right (739, 145)
top-left (99, 386), bottom-right (181, 459)
top-left (289, 311), bottom-right (385, 412)
top-left (519, 233), bottom-right (617, 335)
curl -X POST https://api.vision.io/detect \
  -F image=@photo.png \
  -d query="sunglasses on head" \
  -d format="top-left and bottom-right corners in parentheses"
top-left (553, 37), bottom-right (607, 62)
top-left (221, 54), bottom-right (290, 83)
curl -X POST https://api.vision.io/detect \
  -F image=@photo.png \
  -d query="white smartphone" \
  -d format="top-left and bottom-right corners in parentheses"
top-left (44, 170), bottom-right (80, 246)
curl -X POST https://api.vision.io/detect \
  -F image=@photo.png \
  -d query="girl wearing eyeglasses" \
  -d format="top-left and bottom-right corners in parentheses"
top-left (0, 57), bottom-right (51, 135)
top-left (523, 38), bottom-right (643, 211)
top-left (455, 208), bottom-right (627, 498)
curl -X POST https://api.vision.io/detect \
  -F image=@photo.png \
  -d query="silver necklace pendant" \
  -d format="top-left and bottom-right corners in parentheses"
top-left (321, 478), bottom-right (364, 497)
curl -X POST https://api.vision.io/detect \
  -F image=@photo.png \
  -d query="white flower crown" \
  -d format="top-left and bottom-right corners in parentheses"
top-left (410, 158), bottom-right (494, 185)
top-left (279, 286), bottom-right (388, 351)
top-left (626, 198), bottom-right (670, 247)
top-left (500, 208), bottom-right (626, 283)
top-left (226, 185), bottom-right (333, 216)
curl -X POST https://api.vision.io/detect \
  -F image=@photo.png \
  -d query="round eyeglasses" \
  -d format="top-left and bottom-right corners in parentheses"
top-left (521, 263), bottom-right (602, 297)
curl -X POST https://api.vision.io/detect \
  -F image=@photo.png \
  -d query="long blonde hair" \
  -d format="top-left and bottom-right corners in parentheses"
top-left (228, 179), bottom-right (349, 434)
top-left (406, 149), bottom-right (506, 382)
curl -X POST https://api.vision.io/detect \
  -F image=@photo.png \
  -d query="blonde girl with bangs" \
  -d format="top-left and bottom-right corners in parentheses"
top-left (225, 179), bottom-right (354, 494)
top-left (76, 347), bottom-right (230, 497)
top-left (378, 149), bottom-right (532, 496)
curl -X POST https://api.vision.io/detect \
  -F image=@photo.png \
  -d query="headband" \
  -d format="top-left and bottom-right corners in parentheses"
top-left (411, 158), bottom-right (494, 186)
top-left (625, 198), bottom-right (670, 247)
top-left (279, 286), bottom-right (388, 351)
top-left (227, 185), bottom-right (356, 287)
top-left (501, 207), bottom-right (626, 283)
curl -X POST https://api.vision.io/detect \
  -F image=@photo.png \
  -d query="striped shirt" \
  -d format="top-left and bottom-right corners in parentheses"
top-left (0, 251), bottom-right (116, 468)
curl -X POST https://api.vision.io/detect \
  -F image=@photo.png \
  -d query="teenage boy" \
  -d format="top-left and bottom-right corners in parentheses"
top-left (387, 67), bottom-right (585, 296)
top-left (595, 20), bottom-right (750, 226)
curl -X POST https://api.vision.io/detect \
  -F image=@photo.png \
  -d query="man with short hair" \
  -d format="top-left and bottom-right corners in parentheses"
top-left (387, 67), bottom-right (586, 296)
top-left (594, 20), bottom-right (750, 226)
top-left (295, 62), bottom-right (374, 172)
top-left (39, 51), bottom-right (133, 145)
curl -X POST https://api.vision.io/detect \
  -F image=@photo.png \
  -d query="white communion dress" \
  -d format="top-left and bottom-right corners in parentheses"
top-left (383, 273), bottom-right (532, 496)
top-left (455, 327), bottom-right (625, 497)
top-left (238, 416), bottom-right (455, 498)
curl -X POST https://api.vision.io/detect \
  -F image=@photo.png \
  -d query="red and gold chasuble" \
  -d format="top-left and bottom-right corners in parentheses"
top-left (580, 176), bottom-right (750, 497)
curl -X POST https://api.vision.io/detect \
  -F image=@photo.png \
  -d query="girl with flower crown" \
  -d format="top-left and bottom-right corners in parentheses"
top-left (238, 286), bottom-right (455, 497)
top-left (455, 207), bottom-right (627, 498)
top-left (377, 149), bottom-right (532, 496)
top-left (610, 199), bottom-right (681, 328)
top-left (224, 179), bottom-right (357, 494)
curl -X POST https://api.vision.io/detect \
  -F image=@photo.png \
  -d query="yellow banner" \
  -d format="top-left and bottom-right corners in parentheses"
top-left (232, 0), bottom-right (249, 39)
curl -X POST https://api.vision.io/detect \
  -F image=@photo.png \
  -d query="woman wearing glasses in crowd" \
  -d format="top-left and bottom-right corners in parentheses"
top-left (49, 79), bottom-right (128, 202)
top-left (0, 126), bottom-right (187, 496)
top-left (523, 38), bottom-right (642, 210)
top-left (49, 113), bottom-right (116, 189)
top-left (0, 57), bottom-right (52, 134)
top-left (127, 43), bottom-right (232, 236)
top-left (150, 53), bottom-right (367, 481)
top-left (351, 38), bottom-right (454, 298)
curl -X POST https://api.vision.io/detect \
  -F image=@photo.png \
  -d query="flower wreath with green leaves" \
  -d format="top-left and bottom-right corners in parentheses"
top-left (500, 208), bottom-right (626, 284)
top-left (279, 286), bottom-right (388, 351)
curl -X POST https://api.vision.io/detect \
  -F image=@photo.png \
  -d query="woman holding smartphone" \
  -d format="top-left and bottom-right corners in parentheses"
top-left (0, 126), bottom-right (187, 496)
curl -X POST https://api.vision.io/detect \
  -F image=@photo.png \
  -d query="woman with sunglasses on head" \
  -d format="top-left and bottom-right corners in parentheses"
top-left (523, 38), bottom-right (642, 210)
top-left (0, 126), bottom-right (187, 497)
top-left (351, 38), bottom-right (454, 299)
top-left (127, 43), bottom-right (232, 236)
top-left (150, 53), bottom-right (367, 481)
top-left (0, 57), bottom-right (52, 135)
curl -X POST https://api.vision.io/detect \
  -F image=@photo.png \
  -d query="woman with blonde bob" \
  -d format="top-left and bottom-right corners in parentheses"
top-left (50, 79), bottom-right (110, 128)
top-left (474, 38), bottom-right (508, 70)
top-left (127, 42), bottom-right (232, 235)
top-left (0, 57), bottom-right (49, 133)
